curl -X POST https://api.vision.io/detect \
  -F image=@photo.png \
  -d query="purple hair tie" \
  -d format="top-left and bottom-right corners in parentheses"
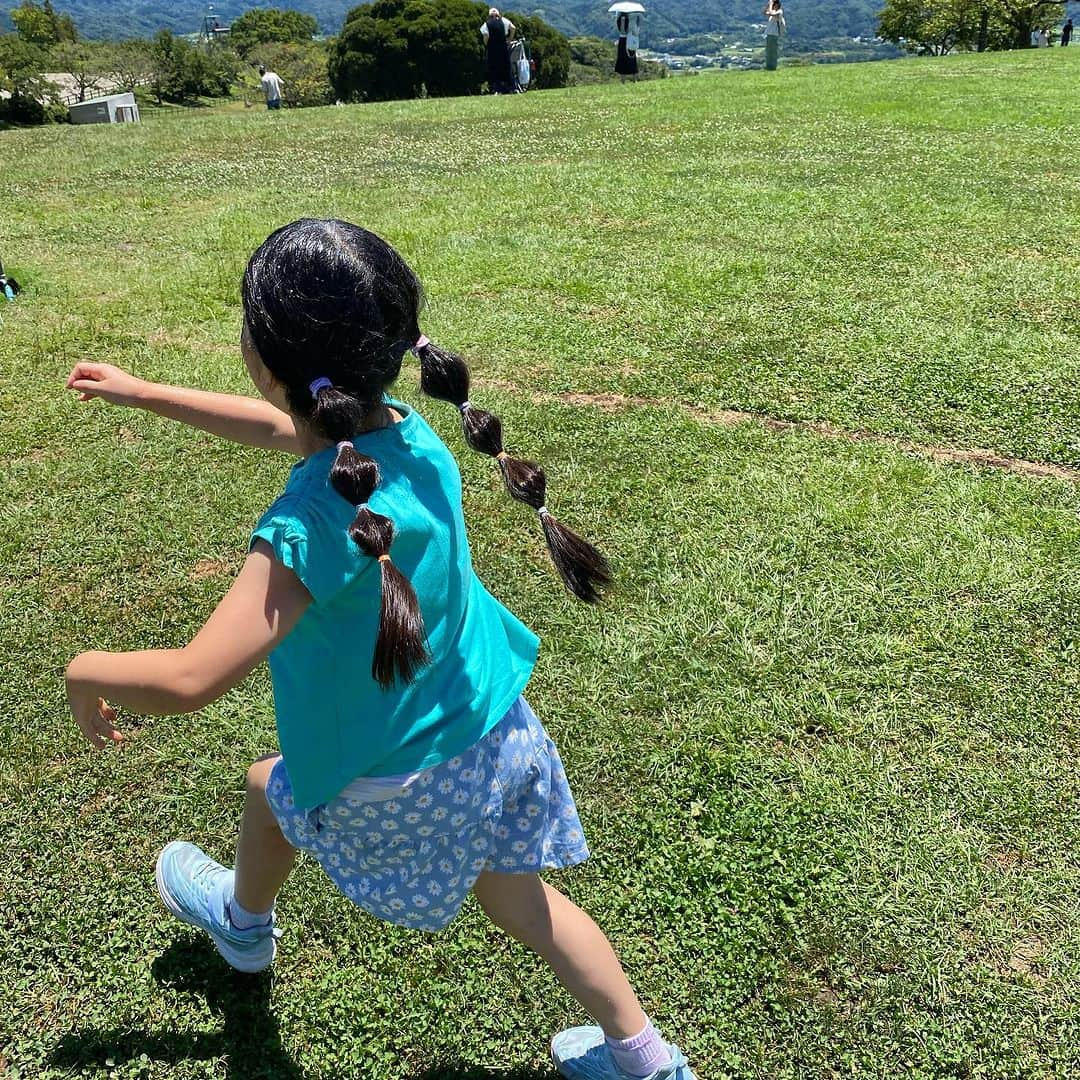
top-left (309, 376), bottom-right (333, 398)
top-left (411, 334), bottom-right (430, 354)
top-left (336, 440), bottom-right (353, 453)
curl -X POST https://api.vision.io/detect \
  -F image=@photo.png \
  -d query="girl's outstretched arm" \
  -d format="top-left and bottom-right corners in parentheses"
top-left (66, 541), bottom-right (311, 747)
top-left (67, 362), bottom-right (302, 455)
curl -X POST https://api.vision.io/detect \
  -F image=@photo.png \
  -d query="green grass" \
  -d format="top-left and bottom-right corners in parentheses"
top-left (1, 48), bottom-right (1079, 1079)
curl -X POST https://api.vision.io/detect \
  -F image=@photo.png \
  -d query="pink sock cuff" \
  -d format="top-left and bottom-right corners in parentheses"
top-left (606, 1019), bottom-right (671, 1077)
top-left (606, 1020), bottom-right (655, 1050)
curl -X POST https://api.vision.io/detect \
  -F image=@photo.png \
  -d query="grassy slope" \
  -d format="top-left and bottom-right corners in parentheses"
top-left (1, 50), bottom-right (1078, 1079)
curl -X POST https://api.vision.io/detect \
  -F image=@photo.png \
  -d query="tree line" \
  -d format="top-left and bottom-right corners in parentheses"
top-left (877, 0), bottom-right (1067, 54)
top-left (1, 0), bottom-right (612, 126)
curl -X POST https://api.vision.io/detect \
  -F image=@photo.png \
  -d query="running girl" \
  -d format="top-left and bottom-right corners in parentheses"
top-left (65, 219), bottom-right (695, 1080)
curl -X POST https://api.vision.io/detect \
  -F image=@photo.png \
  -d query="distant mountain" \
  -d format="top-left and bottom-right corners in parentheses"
top-left (18, 2), bottom-right (352, 40)
top-left (31, 1), bottom-right (881, 49)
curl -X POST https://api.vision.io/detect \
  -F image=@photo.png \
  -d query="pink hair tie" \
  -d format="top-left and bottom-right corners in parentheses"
top-left (412, 335), bottom-right (430, 354)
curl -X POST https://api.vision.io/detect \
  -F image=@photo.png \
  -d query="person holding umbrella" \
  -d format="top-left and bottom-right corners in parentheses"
top-left (609, 2), bottom-right (644, 82)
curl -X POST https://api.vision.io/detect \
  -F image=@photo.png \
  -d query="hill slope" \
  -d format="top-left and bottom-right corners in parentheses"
top-left (1, 47), bottom-right (1079, 1080)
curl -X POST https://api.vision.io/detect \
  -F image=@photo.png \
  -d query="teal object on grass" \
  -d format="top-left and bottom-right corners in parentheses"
top-left (250, 400), bottom-right (539, 810)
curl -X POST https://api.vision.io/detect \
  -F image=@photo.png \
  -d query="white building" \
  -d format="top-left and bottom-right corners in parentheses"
top-left (69, 92), bottom-right (140, 125)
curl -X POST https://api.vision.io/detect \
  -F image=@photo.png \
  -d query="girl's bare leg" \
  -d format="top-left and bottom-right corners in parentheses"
top-left (233, 755), bottom-right (297, 913)
top-left (472, 871), bottom-right (646, 1038)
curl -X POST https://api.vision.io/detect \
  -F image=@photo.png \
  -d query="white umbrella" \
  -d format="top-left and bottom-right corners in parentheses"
top-left (608, 2), bottom-right (646, 12)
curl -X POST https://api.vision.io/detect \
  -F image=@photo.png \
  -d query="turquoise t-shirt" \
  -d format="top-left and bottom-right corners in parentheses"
top-left (250, 401), bottom-right (539, 810)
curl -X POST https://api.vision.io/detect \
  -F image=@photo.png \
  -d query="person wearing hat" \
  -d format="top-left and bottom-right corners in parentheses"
top-left (480, 7), bottom-right (516, 94)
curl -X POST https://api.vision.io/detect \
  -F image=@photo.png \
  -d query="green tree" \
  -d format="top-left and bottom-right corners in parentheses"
top-left (397, 0), bottom-right (488, 98)
top-left (104, 39), bottom-right (155, 93)
top-left (43, 0), bottom-right (75, 42)
top-left (149, 29), bottom-right (236, 103)
top-left (990, 0), bottom-right (1064, 46)
top-left (10, 0), bottom-right (74, 46)
top-left (877, 0), bottom-right (979, 53)
top-left (229, 7), bottom-right (319, 57)
top-left (331, 5), bottom-right (413, 101)
top-left (877, 0), bottom-right (1064, 50)
top-left (330, 0), bottom-right (568, 103)
top-left (50, 41), bottom-right (108, 101)
top-left (0, 32), bottom-right (59, 122)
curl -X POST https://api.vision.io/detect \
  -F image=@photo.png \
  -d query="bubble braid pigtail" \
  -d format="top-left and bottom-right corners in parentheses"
top-left (412, 337), bottom-right (612, 604)
top-left (329, 437), bottom-right (431, 688)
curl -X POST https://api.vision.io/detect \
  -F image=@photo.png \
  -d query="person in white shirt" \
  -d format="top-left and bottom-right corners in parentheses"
top-left (763, 0), bottom-right (785, 69)
top-left (259, 66), bottom-right (285, 110)
top-left (764, 0), bottom-right (786, 35)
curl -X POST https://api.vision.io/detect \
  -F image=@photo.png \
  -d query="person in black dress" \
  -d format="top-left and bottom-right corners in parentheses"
top-left (481, 7), bottom-right (516, 95)
top-left (615, 12), bottom-right (639, 82)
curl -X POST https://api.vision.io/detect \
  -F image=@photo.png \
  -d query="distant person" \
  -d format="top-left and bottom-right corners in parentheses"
top-left (0, 259), bottom-right (19, 302)
top-left (615, 12), bottom-right (639, 82)
top-left (1036, 26), bottom-right (1049, 47)
top-left (259, 65), bottom-right (285, 110)
top-left (1063, 19), bottom-right (1073, 45)
top-left (480, 7), bottom-right (515, 95)
top-left (764, 0), bottom-right (786, 34)
top-left (763, 0), bottom-right (785, 68)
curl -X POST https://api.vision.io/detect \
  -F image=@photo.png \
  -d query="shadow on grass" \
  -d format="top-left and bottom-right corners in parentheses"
top-left (50, 936), bottom-right (305, 1079)
top-left (49, 937), bottom-right (554, 1079)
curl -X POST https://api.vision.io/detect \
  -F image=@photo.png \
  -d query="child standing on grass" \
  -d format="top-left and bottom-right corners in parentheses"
top-left (65, 219), bottom-right (695, 1080)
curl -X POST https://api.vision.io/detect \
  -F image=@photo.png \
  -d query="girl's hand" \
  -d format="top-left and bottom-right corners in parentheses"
top-left (67, 362), bottom-right (149, 407)
top-left (67, 682), bottom-right (125, 750)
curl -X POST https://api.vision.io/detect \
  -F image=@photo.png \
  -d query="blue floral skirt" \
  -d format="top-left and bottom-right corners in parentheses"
top-left (265, 697), bottom-right (589, 931)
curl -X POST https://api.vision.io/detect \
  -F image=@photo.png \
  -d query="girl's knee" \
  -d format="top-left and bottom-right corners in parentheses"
top-left (246, 753), bottom-right (280, 797)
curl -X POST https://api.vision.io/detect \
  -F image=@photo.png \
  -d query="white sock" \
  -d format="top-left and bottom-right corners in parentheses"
top-left (227, 894), bottom-right (273, 930)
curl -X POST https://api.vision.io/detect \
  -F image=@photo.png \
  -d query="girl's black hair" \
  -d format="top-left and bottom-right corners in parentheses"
top-left (242, 218), bottom-right (610, 685)
top-left (415, 340), bottom-right (610, 603)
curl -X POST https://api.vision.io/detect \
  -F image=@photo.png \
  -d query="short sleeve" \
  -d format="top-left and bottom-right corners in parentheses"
top-left (251, 496), bottom-right (368, 605)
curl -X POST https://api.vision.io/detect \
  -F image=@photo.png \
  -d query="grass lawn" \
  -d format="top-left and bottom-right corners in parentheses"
top-left (1, 47), bottom-right (1079, 1079)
